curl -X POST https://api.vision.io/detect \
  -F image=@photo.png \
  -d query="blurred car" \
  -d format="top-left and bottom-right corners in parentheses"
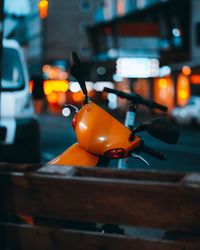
top-left (0, 39), bottom-right (40, 163)
top-left (171, 96), bottom-right (200, 125)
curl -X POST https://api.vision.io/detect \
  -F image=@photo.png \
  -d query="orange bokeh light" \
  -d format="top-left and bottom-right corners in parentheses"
top-left (47, 92), bottom-right (58, 104)
top-left (177, 74), bottom-right (190, 106)
top-left (190, 75), bottom-right (200, 84)
top-left (182, 66), bottom-right (191, 76)
top-left (153, 77), bottom-right (174, 112)
top-left (29, 80), bottom-right (34, 93)
top-left (38, 0), bottom-right (48, 19)
top-left (72, 92), bottom-right (84, 102)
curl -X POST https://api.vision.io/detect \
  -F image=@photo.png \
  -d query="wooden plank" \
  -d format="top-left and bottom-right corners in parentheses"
top-left (0, 163), bottom-right (190, 187)
top-left (72, 166), bottom-right (185, 183)
top-left (37, 165), bottom-right (77, 176)
top-left (0, 163), bottom-right (186, 182)
top-left (0, 163), bottom-right (42, 172)
top-left (1, 223), bottom-right (200, 250)
top-left (181, 173), bottom-right (200, 187)
top-left (1, 171), bottom-right (200, 231)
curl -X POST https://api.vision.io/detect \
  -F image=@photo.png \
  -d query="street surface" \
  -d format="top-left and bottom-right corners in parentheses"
top-left (39, 112), bottom-right (200, 172)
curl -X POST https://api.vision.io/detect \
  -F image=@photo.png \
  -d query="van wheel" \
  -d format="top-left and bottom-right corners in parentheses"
top-left (20, 135), bottom-right (41, 163)
top-left (13, 118), bottom-right (41, 164)
top-left (191, 118), bottom-right (198, 127)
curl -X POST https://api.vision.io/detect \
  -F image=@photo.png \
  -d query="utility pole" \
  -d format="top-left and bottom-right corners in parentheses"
top-left (0, 0), bottom-right (4, 88)
top-left (0, 0), bottom-right (4, 105)
top-left (0, 0), bottom-right (4, 146)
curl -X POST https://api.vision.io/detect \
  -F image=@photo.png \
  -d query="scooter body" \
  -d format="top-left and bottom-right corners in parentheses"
top-left (50, 101), bottom-right (141, 167)
top-left (50, 51), bottom-right (179, 168)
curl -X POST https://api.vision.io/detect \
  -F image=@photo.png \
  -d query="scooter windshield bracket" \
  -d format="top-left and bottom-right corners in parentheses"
top-left (83, 96), bottom-right (90, 105)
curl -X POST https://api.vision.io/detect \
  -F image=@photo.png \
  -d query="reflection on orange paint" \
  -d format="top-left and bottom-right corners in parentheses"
top-left (154, 77), bottom-right (174, 112)
top-left (190, 75), bottom-right (200, 84)
top-left (182, 66), bottom-right (191, 76)
top-left (43, 80), bottom-right (69, 95)
top-left (177, 74), bottom-right (190, 106)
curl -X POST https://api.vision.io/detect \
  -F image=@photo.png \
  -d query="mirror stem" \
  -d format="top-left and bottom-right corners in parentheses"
top-left (83, 95), bottom-right (89, 105)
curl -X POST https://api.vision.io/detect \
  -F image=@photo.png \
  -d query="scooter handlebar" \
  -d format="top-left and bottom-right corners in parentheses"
top-left (103, 87), bottom-right (168, 112)
top-left (140, 143), bottom-right (167, 160)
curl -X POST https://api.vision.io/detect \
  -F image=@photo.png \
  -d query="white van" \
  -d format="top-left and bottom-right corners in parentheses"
top-left (0, 39), bottom-right (40, 163)
top-left (172, 96), bottom-right (200, 126)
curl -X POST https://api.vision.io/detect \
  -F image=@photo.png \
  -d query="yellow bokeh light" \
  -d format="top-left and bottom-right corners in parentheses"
top-left (38, 0), bottom-right (48, 19)
top-left (178, 90), bottom-right (189, 100)
top-left (158, 78), bottom-right (168, 88)
top-left (43, 80), bottom-right (69, 95)
top-left (44, 86), bottom-right (52, 95)
top-left (60, 84), bottom-right (68, 92)
top-left (177, 74), bottom-right (190, 106)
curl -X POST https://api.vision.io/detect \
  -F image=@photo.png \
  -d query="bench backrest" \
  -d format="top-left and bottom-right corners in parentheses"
top-left (0, 163), bottom-right (200, 250)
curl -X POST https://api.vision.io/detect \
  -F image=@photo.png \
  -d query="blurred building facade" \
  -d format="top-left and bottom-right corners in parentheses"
top-left (4, 0), bottom-right (43, 74)
top-left (4, 0), bottom-right (102, 75)
top-left (43, 0), bottom-right (98, 65)
top-left (3, 0), bottom-right (200, 112)
top-left (88, 0), bottom-right (200, 110)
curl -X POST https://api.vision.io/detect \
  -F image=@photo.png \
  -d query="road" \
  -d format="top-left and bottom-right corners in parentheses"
top-left (39, 112), bottom-right (200, 172)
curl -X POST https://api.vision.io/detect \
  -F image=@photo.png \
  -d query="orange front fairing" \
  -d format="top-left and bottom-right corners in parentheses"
top-left (75, 102), bottom-right (141, 157)
top-left (49, 143), bottom-right (99, 167)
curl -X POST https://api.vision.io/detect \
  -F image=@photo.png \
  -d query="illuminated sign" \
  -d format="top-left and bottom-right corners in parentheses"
top-left (190, 75), bottom-right (200, 85)
top-left (116, 58), bottom-right (159, 78)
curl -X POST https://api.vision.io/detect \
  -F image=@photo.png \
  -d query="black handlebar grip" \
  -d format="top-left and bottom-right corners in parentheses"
top-left (103, 87), bottom-right (126, 98)
top-left (103, 87), bottom-right (168, 112)
top-left (145, 100), bottom-right (168, 112)
top-left (141, 144), bottom-right (167, 160)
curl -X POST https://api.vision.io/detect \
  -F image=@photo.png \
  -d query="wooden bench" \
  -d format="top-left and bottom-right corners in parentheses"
top-left (0, 163), bottom-right (200, 250)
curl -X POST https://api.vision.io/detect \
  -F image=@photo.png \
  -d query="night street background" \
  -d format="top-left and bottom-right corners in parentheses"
top-left (1, 1), bottom-right (200, 247)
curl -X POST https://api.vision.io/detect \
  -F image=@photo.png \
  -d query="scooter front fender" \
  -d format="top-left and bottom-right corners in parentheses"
top-left (49, 143), bottom-right (99, 167)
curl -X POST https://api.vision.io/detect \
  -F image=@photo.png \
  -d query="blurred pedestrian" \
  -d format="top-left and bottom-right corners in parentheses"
top-left (31, 74), bottom-right (45, 113)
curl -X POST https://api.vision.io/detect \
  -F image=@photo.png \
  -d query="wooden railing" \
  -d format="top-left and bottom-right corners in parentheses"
top-left (0, 163), bottom-right (200, 250)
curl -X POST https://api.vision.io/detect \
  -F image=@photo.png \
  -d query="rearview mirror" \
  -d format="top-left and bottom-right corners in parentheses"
top-left (133, 118), bottom-right (179, 144)
top-left (70, 51), bottom-right (88, 100)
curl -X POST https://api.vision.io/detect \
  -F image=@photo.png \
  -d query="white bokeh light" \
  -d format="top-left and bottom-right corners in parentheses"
top-left (62, 107), bottom-right (71, 117)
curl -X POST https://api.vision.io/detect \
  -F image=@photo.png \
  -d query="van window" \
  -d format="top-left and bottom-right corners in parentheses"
top-left (2, 47), bottom-right (25, 91)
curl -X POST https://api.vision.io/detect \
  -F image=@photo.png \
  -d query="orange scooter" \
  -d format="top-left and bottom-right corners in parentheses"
top-left (50, 52), bottom-right (179, 168)
top-left (22, 52), bottom-right (179, 232)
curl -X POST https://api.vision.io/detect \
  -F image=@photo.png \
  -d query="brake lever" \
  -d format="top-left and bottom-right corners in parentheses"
top-left (129, 152), bottom-right (150, 167)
